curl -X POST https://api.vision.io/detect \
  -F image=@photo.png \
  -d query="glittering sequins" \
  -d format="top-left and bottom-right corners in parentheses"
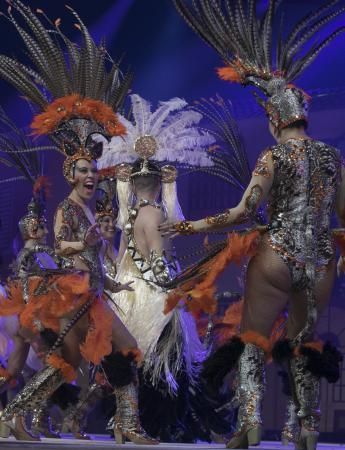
top-left (253, 149), bottom-right (272, 178)
top-left (245, 185), bottom-right (263, 216)
top-left (205, 209), bottom-right (230, 226)
top-left (54, 198), bottom-right (103, 291)
top-left (267, 139), bottom-right (340, 285)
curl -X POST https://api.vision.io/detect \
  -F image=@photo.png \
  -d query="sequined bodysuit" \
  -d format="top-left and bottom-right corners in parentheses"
top-left (54, 198), bottom-right (103, 292)
top-left (257, 138), bottom-right (340, 288)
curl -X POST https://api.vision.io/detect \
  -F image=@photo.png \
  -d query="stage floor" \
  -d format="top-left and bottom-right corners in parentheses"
top-left (0, 436), bottom-right (344, 450)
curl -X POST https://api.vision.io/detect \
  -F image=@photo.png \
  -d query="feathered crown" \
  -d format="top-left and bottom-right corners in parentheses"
top-left (0, 1), bottom-right (132, 180)
top-left (174, 0), bottom-right (345, 129)
top-left (97, 93), bottom-right (214, 179)
top-left (0, 107), bottom-right (56, 240)
top-left (97, 94), bottom-right (214, 228)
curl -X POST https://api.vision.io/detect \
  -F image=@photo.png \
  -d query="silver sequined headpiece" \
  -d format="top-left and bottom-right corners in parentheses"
top-left (174, 1), bottom-right (345, 130)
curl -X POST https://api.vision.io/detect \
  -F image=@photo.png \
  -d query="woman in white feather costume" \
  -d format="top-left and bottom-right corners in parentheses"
top-left (97, 95), bottom-right (229, 441)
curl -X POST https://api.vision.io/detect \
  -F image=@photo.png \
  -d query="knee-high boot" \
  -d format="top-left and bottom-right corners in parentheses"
top-left (289, 356), bottom-right (320, 450)
top-left (0, 365), bottom-right (65, 441)
top-left (62, 382), bottom-right (104, 439)
top-left (278, 369), bottom-right (300, 445)
top-left (226, 336), bottom-right (267, 449)
top-left (102, 350), bottom-right (159, 445)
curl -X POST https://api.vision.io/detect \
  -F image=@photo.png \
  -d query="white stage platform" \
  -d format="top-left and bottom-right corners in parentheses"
top-left (0, 436), bottom-right (344, 450)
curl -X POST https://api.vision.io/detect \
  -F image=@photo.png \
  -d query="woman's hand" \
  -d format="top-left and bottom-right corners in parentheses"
top-left (84, 224), bottom-right (102, 247)
top-left (113, 281), bottom-right (134, 293)
top-left (337, 256), bottom-right (345, 276)
top-left (158, 219), bottom-right (205, 238)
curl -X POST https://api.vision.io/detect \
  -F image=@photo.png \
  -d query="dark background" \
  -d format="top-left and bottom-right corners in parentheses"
top-left (0, 0), bottom-right (345, 437)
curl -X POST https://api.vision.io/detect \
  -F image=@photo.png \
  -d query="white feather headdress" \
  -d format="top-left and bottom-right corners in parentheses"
top-left (97, 94), bottom-right (214, 169)
top-left (97, 94), bottom-right (214, 228)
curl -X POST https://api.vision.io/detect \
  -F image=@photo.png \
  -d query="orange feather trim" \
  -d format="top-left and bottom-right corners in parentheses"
top-left (165, 230), bottom-right (259, 316)
top-left (0, 281), bottom-right (25, 316)
top-left (294, 340), bottom-right (323, 357)
top-left (18, 273), bottom-right (91, 333)
top-left (33, 176), bottom-right (51, 198)
top-left (240, 330), bottom-right (271, 354)
top-left (217, 66), bottom-right (243, 83)
top-left (31, 94), bottom-right (126, 137)
top-left (46, 354), bottom-right (77, 382)
top-left (80, 296), bottom-right (113, 365)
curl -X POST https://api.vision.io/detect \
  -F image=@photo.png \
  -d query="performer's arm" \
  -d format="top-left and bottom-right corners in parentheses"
top-left (168, 149), bottom-right (274, 234)
top-left (54, 207), bottom-right (85, 255)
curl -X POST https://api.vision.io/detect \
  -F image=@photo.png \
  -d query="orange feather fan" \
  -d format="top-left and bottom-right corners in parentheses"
top-left (46, 354), bottom-right (77, 382)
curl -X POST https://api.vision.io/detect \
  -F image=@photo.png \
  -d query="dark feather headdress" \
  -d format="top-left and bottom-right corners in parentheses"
top-left (191, 95), bottom-right (265, 224)
top-left (0, 107), bottom-right (57, 239)
top-left (0, 0), bottom-right (132, 181)
top-left (174, 0), bottom-right (345, 129)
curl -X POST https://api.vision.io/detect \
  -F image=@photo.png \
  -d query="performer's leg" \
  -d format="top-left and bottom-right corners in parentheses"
top-left (3, 334), bottom-right (30, 387)
top-left (60, 314), bottom-right (89, 370)
top-left (228, 241), bottom-right (291, 449)
top-left (101, 305), bottom-right (158, 445)
top-left (242, 239), bottom-right (291, 336)
top-left (286, 260), bottom-right (335, 450)
top-left (109, 304), bottom-right (138, 351)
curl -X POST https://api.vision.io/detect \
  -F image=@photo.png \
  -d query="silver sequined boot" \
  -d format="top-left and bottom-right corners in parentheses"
top-left (0, 365), bottom-right (64, 441)
top-left (281, 397), bottom-right (300, 445)
top-left (226, 342), bottom-right (266, 449)
top-left (290, 356), bottom-right (320, 450)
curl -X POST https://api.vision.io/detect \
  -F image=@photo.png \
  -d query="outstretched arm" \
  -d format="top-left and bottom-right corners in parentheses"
top-left (160, 148), bottom-right (274, 235)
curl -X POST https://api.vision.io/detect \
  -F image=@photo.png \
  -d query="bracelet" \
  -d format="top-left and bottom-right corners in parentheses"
top-left (174, 220), bottom-right (196, 235)
top-left (205, 210), bottom-right (230, 226)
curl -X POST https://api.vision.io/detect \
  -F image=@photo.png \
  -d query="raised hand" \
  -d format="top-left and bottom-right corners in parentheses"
top-left (84, 223), bottom-right (102, 247)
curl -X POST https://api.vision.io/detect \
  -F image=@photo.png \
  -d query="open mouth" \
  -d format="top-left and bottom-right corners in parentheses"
top-left (84, 182), bottom-right (94, 193)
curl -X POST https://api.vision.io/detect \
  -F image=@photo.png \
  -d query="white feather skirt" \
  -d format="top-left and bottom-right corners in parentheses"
top-left (109, 250), bottom-right (206, 395)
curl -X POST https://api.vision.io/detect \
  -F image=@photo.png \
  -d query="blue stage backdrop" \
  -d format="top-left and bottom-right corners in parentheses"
top-left (0, 0), bottom-right (345, 437)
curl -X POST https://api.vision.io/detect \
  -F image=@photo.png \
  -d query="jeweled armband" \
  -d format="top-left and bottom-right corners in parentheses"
top-left (174, 220), bottom-right (196, 235)
top-left (205, 209), bottom-right (230, 226)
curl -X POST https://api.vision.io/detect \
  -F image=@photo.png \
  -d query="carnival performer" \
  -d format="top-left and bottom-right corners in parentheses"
top-left (0, 108), bottom-right (78, 440)
top-left (97, 93), bottom-right (233, 441)
top-left (159, 1), bottom-right (345, 449)
top-left (0, 1), bottom-right (157, 444)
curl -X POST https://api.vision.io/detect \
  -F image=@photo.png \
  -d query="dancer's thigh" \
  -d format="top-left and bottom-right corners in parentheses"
top-left (287, 259), bottom-right (336, 339)
top-left (102, 302), bottom-right (137, 350)
top-left (242, 237), bottom-right (291, 338)
top-left (60, 314), bottom-right (89, 369)
top-left (7, 335), bottom-right (30, 376)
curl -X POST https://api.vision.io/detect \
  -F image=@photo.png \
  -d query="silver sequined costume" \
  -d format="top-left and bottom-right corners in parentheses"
top-left (255, 138), bottom-right (341, 289)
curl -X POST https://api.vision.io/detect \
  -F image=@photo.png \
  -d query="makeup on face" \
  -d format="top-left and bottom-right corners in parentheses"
top-left (73, 159), bottom-right (99, 200)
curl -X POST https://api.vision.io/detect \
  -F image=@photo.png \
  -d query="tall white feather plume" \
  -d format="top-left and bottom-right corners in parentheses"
top-left (97, 94), bottom-right (215, 169)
